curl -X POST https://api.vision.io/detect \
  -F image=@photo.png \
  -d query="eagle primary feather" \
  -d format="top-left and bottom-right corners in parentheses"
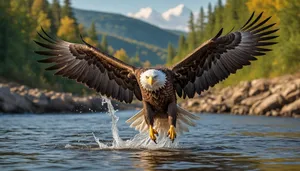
top-left (171, 12), bottom-right (278, 98)
top-left (35, 28), bottom-right (142, 103)
top-left (35, 12), bottom-right (278, 143)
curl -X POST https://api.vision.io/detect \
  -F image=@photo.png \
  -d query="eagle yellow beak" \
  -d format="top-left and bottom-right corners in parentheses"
top-left (148, 76), bottom-right (154, 85)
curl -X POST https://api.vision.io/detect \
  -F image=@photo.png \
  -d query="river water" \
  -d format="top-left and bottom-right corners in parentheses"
top-left (1, 101), bottom-right (300, 170)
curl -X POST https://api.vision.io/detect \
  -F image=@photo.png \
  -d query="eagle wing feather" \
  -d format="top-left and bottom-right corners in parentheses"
top-left (171, 12), bottom-right (279, 98)
top-left (35, 28), bottom-right (142, 103)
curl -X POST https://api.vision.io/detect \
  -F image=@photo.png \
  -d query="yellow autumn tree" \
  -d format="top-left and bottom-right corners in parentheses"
top-left (31, 0), bottom-right (51, 33)
top-left (143, 60), bottom-right (151, 68)
top-left (114, 48), bottom-right (130, 63)
top-left (57, 16), bottom-right (77, 41)
top-left (247, 0), bottom-right (288, 24)
top-left (83, 37), bottom-right (98, 47)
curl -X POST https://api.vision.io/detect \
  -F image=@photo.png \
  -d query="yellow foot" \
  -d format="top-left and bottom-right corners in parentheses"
top-left (167, 125), bottom-right (176, 143)
top-left (149, 125), bottom-right (159, 143)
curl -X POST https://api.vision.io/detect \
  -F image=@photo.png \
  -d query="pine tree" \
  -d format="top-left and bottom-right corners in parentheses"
top-left (214, 0), bottom-right (224, 34)
top-left (205, 3), bottom-right (216, 40)
top-left (84, 21), bottom-right (100, 48)
top-left (196, 7), bottom-right (205, 43)
top-left (61, 0), bottom-right (79, 38)
top-left (130, 51), bottom-right (141, 66)
top-left (167, 43), bottom-right (176, 65)
top-left (50, 0), bottom-right (61, 34)
top-left (177, 34), bottom-right (186, 58)
top-left (62, 0), bottom-right (73, 18)
top-left (101, 34), bottom-right (108, 52)
top-left (88, 21), bottom-right (98, 41)
top-left (187, 12), bottom-right (197, 51)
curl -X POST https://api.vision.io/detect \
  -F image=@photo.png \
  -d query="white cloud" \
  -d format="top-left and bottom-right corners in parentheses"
top-left (127, 4), bottom-right (192, 32)
top-left (127, 7), bottom-right (153, 19)
top-left (162, 4), bottom-right (185, 21)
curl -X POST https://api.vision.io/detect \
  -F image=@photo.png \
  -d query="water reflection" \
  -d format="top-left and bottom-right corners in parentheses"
top-left (132, 149), bottom-right (260, 171)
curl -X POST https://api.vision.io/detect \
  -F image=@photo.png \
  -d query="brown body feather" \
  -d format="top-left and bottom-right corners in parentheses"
top-left (136, 68), bottom-right (176, 115)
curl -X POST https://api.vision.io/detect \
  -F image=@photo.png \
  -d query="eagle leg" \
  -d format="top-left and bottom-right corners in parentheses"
top-left (167, 125), bottom-right (176, 143)
top-left (143, 102), bottom-right (158, 143)
top-left (167, 102), bottom-right (177, 143)
top-left (149, 125), bottom-right (158, 144)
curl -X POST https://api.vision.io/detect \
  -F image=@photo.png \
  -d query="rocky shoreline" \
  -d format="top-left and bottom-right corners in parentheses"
top-left (0, 83), bottom-right (140, 114)
top-left (1, 73), bottom-right (300, 117)
top-left (180, 73), bottom-right (300, 118)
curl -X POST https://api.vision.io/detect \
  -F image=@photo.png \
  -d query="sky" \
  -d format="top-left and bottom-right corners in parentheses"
top-left (49, 0), bottom-right (220, 15)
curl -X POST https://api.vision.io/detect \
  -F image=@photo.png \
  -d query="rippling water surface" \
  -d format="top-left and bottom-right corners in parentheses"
top-left (1, 108), bottom-right (300, 170)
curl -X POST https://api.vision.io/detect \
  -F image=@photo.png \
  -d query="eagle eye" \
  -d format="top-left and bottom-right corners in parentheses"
top-left (146, 76), bottom-right (149, 79)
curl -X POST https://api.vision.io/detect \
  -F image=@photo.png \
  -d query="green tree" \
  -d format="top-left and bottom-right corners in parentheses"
top-left (167, 43), bottom-right (176, 65)
top-left (187, 12), bottom-right (197, 51)
top-left (130, 51), bottom-right (141, 66)
top-left (214, 0), bottom-right (224, 34)
top-left (61, 0), bottom-right (79, 38)
top-left (101, 34), bottom-right (108, 52)
top-left (50, 0), bottom-right (61, 34)
top-left (274, 0), bottom-right (300, 74)
top-left (88, 21), bottom-right (98, 40)
top-left (177, 34), bottom-right (186, 58)
top-left (196, 7), bottom-right (205, 43)
top-left (62, 0), bottom-right (72, 18)
top-left (204, 3), bottom-right (216, 40)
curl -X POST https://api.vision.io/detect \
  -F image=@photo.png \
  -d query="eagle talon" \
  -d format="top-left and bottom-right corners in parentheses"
top-left (167, 125), bottom-right (176, 143)
top-left (149, 125), bottom-right (158, 143)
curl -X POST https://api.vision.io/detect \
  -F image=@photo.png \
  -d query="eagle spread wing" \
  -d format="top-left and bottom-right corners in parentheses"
top-left (171, 12), bottom-right (279, 98)
top-left (34, 29), bottom-right (142, 103)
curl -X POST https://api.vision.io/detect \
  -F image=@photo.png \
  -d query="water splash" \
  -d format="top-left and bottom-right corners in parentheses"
top-left (93, 97), bottom-right (179, 149)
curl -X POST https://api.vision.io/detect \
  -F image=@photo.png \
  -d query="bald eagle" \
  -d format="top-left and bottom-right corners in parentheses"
top-left (35, 12), bottom-right (278, 143)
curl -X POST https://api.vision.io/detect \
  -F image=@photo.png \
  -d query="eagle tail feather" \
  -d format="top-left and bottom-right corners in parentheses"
top-left (126, 106), bottom-right (199, 135)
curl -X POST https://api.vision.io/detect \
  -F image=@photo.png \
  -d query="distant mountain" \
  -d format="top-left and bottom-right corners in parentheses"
top-left (165, 29), bottom-right (188, 37)
top-left (128, 4), bottom-right (192, 31)
top-left (73, 8), bottom-right (179, 49)
top-left (97, 33), bottom-right (167, 65)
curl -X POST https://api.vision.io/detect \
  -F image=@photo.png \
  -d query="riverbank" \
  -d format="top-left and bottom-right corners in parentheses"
top-left (0, 83), bottom-right (140, 114)
top-left (180, 73), bottom-right (300, 118)
top-left (1, 73), bottom-right (300, 117)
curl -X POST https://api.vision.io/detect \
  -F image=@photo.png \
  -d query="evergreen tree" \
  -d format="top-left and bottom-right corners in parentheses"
top-left (205, 3), bottom-right (216, 40)
top-left (275, 0), bottom-right (300, 73)
top-left (177, 34), bottom-right (186, 58)
top-left (187, 12), bottom-right (197, 51)
top-left (167, 43), bottom-right (176, 65)
top-left (83, 21), bottom-right (99, 48)
top-left (130, 51), bottom-right (141, 66)
top-left (50, 0), bottom-right (61, 34)
top-left (62, 0), bottom-right (72, 18)
top-left (88, 21), bottom-right (98, 41)
top-left (196, 7), bottom-right (205, 43)
top-left (101, 34), bottom-right (108, 52)
top-left (61, 0), bottom-right (79, 38)
top-left (214, 0), bottom-right (224, 34)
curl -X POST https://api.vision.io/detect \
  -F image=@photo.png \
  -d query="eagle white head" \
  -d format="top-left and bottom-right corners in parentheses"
top-left (140, 69), bottom-right (167, 91)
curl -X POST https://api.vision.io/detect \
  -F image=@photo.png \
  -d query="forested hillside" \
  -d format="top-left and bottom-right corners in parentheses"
top-left (166, 0), bottom-right (300, 86)
top-left (97, 34), bottom-right (166, 65)
top-left (73, 8), bottom-right (179, 49)
top-left (0, 0), bottom-right (298, 95)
